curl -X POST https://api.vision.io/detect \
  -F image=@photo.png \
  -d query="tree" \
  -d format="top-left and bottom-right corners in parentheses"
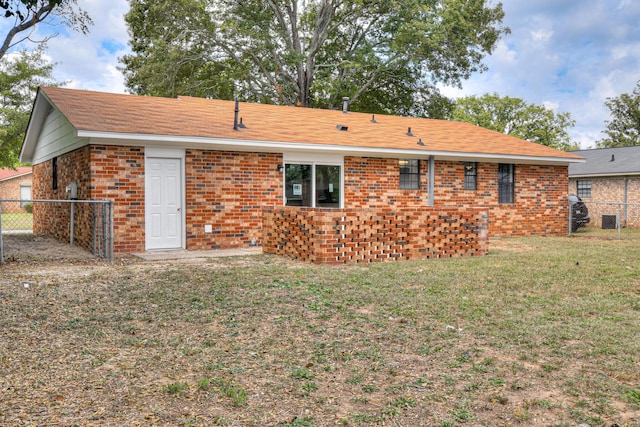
top-left (597, 81), bottom-right (640, 148)
top-left (120, 0), bottom-right (508, 116)
top-left (450, 93), bottom-right (577, 150)
top-left (0, 46), bottom-right (58, 167)
top-left (0, 0), bottom-right (92, 60)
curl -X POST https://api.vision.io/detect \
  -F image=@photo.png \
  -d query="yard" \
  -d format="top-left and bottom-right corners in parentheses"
top-left (0, 236), bottom-right (639, 426)
top-left (0, 212), bottom-right (32, 231)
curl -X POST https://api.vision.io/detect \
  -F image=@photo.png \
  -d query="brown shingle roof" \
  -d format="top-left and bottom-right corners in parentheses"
top-left (40, 86), bottom-right (582, 161)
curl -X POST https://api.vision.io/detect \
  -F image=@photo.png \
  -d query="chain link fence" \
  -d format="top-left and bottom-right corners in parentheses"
top-left (569, 200), bottom-right (640, 240)
top-left (0, 199), bottom-right (114, 264)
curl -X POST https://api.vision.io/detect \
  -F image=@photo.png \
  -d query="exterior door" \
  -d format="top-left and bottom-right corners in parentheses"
top-left (146, 157), bottom-right (183, 250)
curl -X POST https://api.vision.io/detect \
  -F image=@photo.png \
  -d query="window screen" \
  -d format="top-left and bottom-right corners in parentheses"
top-left (498, 163), bottom-right (514, 204)
top-left (577, 180), bottom-right (591, 198)
top-left (399, 159), bottom-right (420, 190)
top-left (464, 162), bottom-right (477, 190)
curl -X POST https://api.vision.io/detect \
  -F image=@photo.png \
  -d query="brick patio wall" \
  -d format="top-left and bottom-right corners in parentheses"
top-left (263, 207), bottom-right (489, 264)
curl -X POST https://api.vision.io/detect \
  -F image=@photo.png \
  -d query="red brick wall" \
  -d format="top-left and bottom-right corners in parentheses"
top-left (344, 157), bottom-right (568, 237)
top-left (263, 207), bottom-right (489, 264)
top-left (32, 146), bottom-right (94, 251)
top-left (31, 146), bottom-right (567, 256)
top-left (185, 150), bottom-right (282, 249)
top-left (32, 145), bottom-right (145, 254)
top-left (89, 146), bottom-right (145, 253)
top-left (344, 157), bottom-right (430, 208)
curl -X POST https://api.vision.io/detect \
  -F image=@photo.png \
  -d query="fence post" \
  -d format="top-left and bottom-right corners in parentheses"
top-left (92, 201), bottom-right (96, 256)
top-left (568, 201), bottom-right (572, 235)
top-left (102, 202), bottom-right (108, 260)
top-left (618, 203), bottom-right (622, 240)
top-left (109, 200), bottom-right (114, 264)
top-left (70, 201), bottom-right (75, 245)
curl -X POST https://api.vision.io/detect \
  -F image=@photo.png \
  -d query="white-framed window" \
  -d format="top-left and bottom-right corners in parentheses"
top-left (283, 154), bottom-right (343, 208)
top-left (20, 185), bottom-right (32, 208)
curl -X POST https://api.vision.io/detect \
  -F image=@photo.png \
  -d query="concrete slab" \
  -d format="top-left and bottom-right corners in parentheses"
top-left (133, 246), bottom-right (263, 261)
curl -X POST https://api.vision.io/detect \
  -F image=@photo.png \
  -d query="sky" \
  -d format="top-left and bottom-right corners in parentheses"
top-left (4, 0), bottom-right (640, 149)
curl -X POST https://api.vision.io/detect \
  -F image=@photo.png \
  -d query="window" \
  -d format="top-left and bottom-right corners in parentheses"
top-left (498, 163), bottom-right (514, 204)
top-left (20, 185), bottom-right (31, 208)
top-left (285, 163), bottom-right (341, 208)
top-left (464, 162), bottom-right (477, 190)
top-left (52, 157), bottom-right (58, 190)
top-left (399, 159), bottom-right (420, 189)
top-left (577, 180), bottom-right (591, 198)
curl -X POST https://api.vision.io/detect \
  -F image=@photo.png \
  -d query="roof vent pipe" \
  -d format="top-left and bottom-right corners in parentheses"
top-left (233, 98), bottom-right (239, 131)
top-left (610, 154), bottom-right (615, 162)
top-left (342, 97), bottom-right (349, 114)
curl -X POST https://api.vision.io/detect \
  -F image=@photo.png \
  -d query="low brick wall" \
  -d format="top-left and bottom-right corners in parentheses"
top-left (263, 207), bottom-right (488, 264)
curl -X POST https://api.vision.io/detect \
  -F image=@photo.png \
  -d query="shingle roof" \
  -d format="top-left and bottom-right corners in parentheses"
top-left (33, 86), bottom-right (582, 162)
top-left (0, 167), bottom-right (32, 181)
top-left (569, 146), bottom-right (640, 177)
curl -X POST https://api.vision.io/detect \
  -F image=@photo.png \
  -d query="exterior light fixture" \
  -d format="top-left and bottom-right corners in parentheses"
top-left (277, 164), bottom-right (284, 172)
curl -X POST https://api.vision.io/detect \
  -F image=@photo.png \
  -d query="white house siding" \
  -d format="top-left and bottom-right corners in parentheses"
top-left (31, 109), bottom-right (88, 165)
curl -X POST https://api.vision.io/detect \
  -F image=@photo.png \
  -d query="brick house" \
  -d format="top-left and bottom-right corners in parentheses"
top-left (569, 146), bottom-right (640, 228)
top-left (0, 167), bottom-right (32, 213)
top-left (21, 87), bottom-right (583, 263)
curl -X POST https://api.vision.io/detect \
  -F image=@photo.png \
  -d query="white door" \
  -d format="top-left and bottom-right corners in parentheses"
top-left (146, 157), bottom-right (183, 250)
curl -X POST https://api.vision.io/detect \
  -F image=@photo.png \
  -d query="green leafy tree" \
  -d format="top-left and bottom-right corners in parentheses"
top-left (0, 46), bottom-right (58, 167)
top-left (451, 93), bottom-right (577, 150)
top-left (597, 81), bottom-right (640, 147)
top-left (120, 0), bottom-right (508, 116)
top-left (0, 0), bottom-right (92, 60)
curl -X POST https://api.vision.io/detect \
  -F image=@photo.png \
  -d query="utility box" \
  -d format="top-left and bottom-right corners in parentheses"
top-left (602, 215), bottom-right (617, 229)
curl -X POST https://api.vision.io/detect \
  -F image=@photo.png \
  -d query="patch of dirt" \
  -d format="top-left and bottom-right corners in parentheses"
top-left (1, 233), bottom-right (99, 263)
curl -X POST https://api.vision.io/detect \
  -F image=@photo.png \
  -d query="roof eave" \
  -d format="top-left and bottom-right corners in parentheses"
top-left (78, 130), bottom-right (584, 166)
top-left (20, 88), bottom-right (55, 164)
top-left (569, 172), bottom-right (640, 178)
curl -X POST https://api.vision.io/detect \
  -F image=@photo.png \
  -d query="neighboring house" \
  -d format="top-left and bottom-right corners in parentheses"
top-left (569, 146), bottom-right (640, 228)
top-left (0, 167), bottom-right (32, 213)
top-left (20, 87), bottom-right (583, 263)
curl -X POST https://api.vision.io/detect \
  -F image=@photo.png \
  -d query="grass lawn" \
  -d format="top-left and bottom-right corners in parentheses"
top-left (0, 212), bottom-right (33, 231)
top-left (0, 236), bottom-right (638, 426)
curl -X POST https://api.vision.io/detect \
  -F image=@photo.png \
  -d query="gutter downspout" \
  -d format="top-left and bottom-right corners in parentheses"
top-left (428, 156), bottom-right (435, 207)
top-left (624, 177), bottom-right (629, 225)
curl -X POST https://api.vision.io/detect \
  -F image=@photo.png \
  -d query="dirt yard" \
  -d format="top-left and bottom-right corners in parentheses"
top-left (1, 233), bottom-right (101, 263)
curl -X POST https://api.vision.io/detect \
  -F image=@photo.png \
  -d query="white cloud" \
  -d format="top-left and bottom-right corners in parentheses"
top-left (30, 0), bottom-right (131, 93)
